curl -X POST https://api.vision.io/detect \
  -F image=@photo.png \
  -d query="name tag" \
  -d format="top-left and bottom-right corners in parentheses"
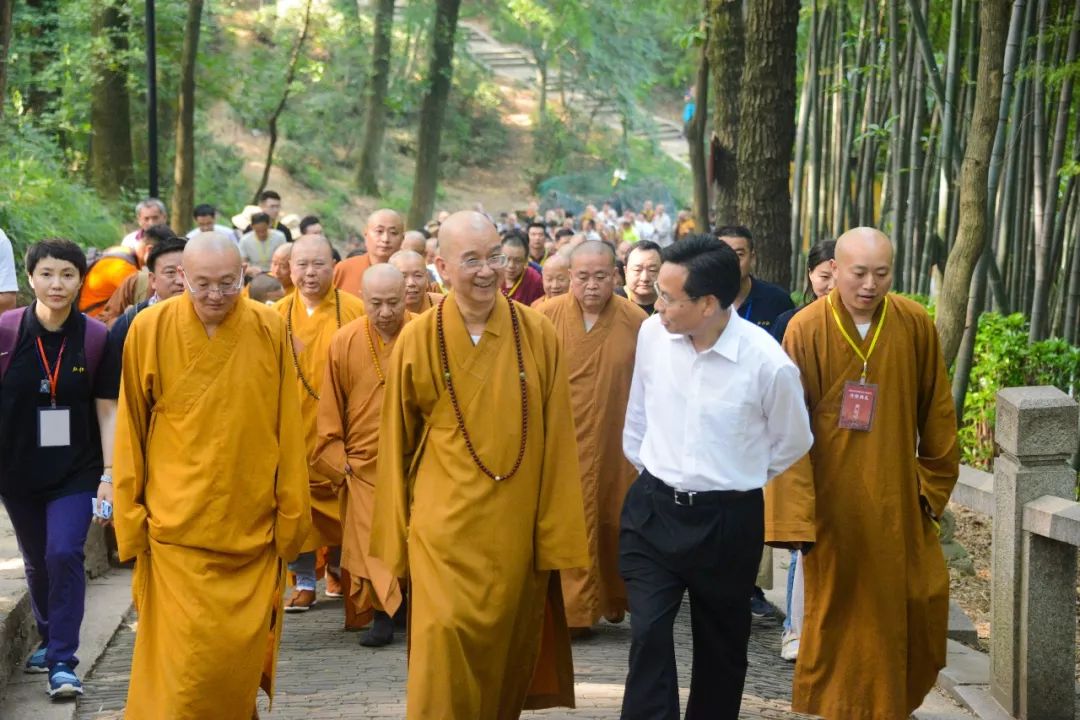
top-left (839, 382), bottom-right (877, 432)
top-left (38, 407), bottom-right (72, 447)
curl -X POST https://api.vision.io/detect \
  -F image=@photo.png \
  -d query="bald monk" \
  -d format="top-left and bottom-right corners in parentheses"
top-left (314, 264), bottom-right (411, 647)
top-left (389, 250), bottom-right (444, 314)
top-left (270, 242), bottom-right (294, 294)
top-left (249, 274), bottom-right (285, 304)
top-left (401, 230), bottom-right (427, 256)
top-left (539, 242), bottom-right (646, 632)
top-left (112, 233), bottom-right (310, 718)
top-left (372, 210), bottom-right (589, 718)
top-left (768, 227), bottom-right (959, 719)
top-left (531, 252), bottom-right (571, 309)
top-left (274, 234), bottom-right (367, 611)
top-left (333, 208), bottom-right (404, 296)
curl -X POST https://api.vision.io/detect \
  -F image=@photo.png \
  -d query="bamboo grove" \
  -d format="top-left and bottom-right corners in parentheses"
top-left (696, 0), bottom-right (1080, 376)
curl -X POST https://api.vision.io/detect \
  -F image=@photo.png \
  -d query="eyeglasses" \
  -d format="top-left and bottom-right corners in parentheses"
top-left (459, 254), bottom-right (510, 272)
top-left (653, 281), bottom-right (698, 307)
top-left (184, 271), bottom-right (244, 298)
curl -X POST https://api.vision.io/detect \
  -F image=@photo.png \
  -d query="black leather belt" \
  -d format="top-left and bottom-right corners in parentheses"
top-left (642, 470), bottom-right (758, 507)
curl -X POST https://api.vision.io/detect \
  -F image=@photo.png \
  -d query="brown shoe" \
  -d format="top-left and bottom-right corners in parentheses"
top-left (325, 570), bottom-right (344, 598)
top-left (285, 588), bottom-right (316, 613)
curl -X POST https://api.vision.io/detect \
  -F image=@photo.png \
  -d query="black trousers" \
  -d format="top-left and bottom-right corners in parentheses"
top-left (618, 470), bottom-right (764, 720)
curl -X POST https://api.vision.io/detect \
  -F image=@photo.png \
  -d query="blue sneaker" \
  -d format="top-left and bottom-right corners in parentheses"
top-left (24, 645), bottom-right (48, 674)
top-left (47, 663), bottom-right (83, 699)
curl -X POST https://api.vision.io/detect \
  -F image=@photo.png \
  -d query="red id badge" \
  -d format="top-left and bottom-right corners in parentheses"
top-left (839, 381), bottom-right (877, 431)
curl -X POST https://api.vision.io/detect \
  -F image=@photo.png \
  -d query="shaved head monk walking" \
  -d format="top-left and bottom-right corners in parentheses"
top-left (334, 209), bottom-right (405, 296)
top-left (112, 233), bottom-right (311, 718)
top-left (275, 234), bottom-right (367, 611)
top-left (540, 242), bottom-right (646, 634)
top-left (768, 227), bottom-right (959, 719)
top-left (532, 252), bottom-right (571, 309)
top-left (314, 264), bottom-right (412, 647)
top-left (389, 249), bottom-right (444, 314)
top-left (372, 210), bottom-right (588, 718)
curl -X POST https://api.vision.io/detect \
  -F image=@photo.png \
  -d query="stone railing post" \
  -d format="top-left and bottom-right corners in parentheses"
top-left (991, 386), bottom-right (1078, 719)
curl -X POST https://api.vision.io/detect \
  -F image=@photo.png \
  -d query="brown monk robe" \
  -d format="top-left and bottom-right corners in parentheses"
top-left (113, 234), bottom-right (310, 718)
top-left (766, 227), bottom-right (958, 720)
top-left (333, 208), bottom-right (404, 296)
top-left (274, 235), bottom-right (366, 610)
top-left (389, 249), bottom-right (445, 314)
top-left (372, 211), bottom-right (589, 718)
top-left (540, 242), bottom-right (646, 630)
top-left (313, 265), bottom-right (412, 644)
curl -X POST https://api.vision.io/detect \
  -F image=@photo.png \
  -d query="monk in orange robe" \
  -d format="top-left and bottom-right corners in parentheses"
top-left (372, 211), bottom-right (589, 718)
top-left (274, 234), bottom-right (366, 611)
top-left (540, 241), bottom-right (645, 632)
top-left (389, 249), bottom-right (444, 315)
top-left (333, 208), bottom-right (404, 296)
top-left (314, 264), bottom-right (412, 645)
top-left (112, 233), bottom-right (311, 719)
top-left (767, 227), bottom-right (959, 720)
top-left (531, 252), bottom-right (571, 309)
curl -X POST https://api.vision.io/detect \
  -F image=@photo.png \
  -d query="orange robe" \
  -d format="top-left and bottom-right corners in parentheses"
top-left (79, 248), bottom-right (138, 317)
top-left (540, 293), bottom-right (646, 627)
top-left (273, 287), bottom-right (366, 553)
top-left (372, 293), bottom-right (589, 718)
top-left (112, 294), bottom-right (311, 719)
top-left (413, 291), bottom-right (445, 314)
top-left (333, 253), bottom-right (373, 297)
top-left (767, 290), bottom-right (959, 720)
top-left (313, 315), bottom-right (413, 627)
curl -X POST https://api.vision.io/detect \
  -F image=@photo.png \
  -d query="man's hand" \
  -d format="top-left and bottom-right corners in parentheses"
top-left (94, 481), bottom-right (114, 527)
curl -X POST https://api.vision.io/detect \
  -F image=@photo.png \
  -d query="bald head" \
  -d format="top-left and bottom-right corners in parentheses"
top-left (291, 233), bottom-right (335, 301)
top-left (570, 241), bottom-right (617, 314)
top-left (833, 226), bottom-right (894, 320)
top-left (363, 262), bottom-right (406, 296)
top-left (184, 231), bottom-right (241, 265)
top-left (366, 208), bottom-right (405, 264)
top-left (435, 211), bottom-right (502, 310)
top-left (401, 230), bottom-right (427, 256)
top-left (437, 211), bottom-right (499, 261)
top-left (570, 240), bottom-right (616, 267)
top-left (292, 233), bottom-right (334, 259)
top-left (181, 232), bottom-right (243, 326)
top-left (390, 250), bottom-right (430, 312)
top-left (542, 253), bottom-right (570, 274)
top-left (363, 263), bottom-right (408, 339)
top-left (272, 242), bottom-right (292, 261)
top-left (541, 252), bottom-right (570, 301)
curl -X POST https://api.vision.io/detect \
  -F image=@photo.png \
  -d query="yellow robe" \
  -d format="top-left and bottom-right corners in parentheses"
top-left (540, 293), bottom-right (646, 627)
top-left (112, 294), bottom-right (311, 719)
top-left (274, 287), bottom-right (366, 553)
top-left (372, 293), bottom-right (589, 719)
top-left (766, 290), bottom-right (959, 720)
top-left (313, 314), bottom-right (412, 627)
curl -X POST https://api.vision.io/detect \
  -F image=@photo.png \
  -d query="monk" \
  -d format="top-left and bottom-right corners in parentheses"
top-left (274, 234), bottom-right (367, 611)
top-left (269, 242), bottom-right (294, 294)
top-left (112, 233), bottom-right (310, 719)
top-left (314, 264), bottom-right (411, 646)
top-left (531, 252), bottom-right (570, 309)
top-left (767, 227), bottom-right (958, 719)
top-left (372, 210), bottom-right (589, 718)
top-left (401, 230), bottom-right (428, 255)
top-left (333, 208), bottom-right (404, 296)
top-left (389, 249), bottom-right (444, 314)
top-left (500, 233), bottom-right (545, 306)
top-left (539, 242), bottom-right (646, 632)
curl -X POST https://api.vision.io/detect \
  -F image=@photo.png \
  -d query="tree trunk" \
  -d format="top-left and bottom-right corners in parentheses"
top-left (887, 0), bottom-right (908, 289)
top-left (356, 0), bottom-right (395, 197)
top-left (25, 0), bottom-right (57, 117)
top-left (170, 0), bottom-right (203, 235)
top-left (407, 0), bottom-right (462, 230)
top-left (735, 0), bottom-right (798, 288)
top-left (707, 0), bottom-right (743, 224)
top-left (689, 19), bottom-right (711, 235)
top-left (936, 0), bottom-right (1011, 369)
top-left (89, 0), bottom-right (134, 199)
top-left (0, 0), bottom-right (14, 116)
top-left (253, 0), bottom-right (314, 204)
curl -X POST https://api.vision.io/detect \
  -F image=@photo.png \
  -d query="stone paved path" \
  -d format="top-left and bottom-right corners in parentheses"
top-left (74, 585), bottom-right (815, 719)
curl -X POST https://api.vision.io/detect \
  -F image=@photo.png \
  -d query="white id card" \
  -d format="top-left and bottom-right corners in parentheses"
top-left (38, 407), bottom-right (71, 448)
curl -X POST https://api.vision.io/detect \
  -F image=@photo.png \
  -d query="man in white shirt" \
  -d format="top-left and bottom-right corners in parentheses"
top-left (0, 228), bottom-right (17, 312)
top-left (652, 204), bottom-right (673, 247)
top-left (187, 204), bottom-right (239, 243)
top-left (121, 198), bottom-right (168, 250)
top-left (620, 234), bottom-right (812, 719)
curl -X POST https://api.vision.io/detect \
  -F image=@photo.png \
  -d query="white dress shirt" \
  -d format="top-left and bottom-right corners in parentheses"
top-left (0, 229), bottom-right (17, 293)
top-left (623, 312), bottom-right (813, 492)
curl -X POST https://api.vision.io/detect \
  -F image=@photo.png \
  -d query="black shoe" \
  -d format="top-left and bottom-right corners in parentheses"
top-left (392, 596), bottom-right (407, 629)
top-left (360, 611), bottom-right (394, 647)
top-left (750, 593), bottom-right (781, 619)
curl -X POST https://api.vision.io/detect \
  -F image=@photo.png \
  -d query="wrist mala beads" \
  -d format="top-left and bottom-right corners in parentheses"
top-left (436, 295), bottom-right (529, 483)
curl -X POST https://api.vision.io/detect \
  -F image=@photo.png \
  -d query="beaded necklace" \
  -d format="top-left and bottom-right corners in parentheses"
top-left (287, 289), bottom-right (342, 400)
top-left (365, 318), bottom-right (386, 386)
top-left (436, 295), bottom-right (528, 483)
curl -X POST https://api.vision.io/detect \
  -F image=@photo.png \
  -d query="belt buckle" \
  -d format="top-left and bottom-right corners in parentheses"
top-left (673, 488), bottom-right (695, 507)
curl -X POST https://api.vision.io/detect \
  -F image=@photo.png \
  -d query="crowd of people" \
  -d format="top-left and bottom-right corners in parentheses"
top-left (0, 190), bottom-right (959, 720)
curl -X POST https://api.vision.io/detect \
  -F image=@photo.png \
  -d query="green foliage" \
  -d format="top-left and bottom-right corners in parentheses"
top-left (0, 123), bottom-right (123, 297)
top-left (960, 312), bottom-right (1080, 469)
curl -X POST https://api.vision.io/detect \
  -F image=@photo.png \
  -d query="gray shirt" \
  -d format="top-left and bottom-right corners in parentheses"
top-left (239, 229), bottom-right (286, 271)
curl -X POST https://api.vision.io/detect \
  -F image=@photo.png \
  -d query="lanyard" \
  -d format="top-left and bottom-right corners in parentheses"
top-left (826, 294), bottom-right (888, 384)
top-left (505, 271), bottom-right (525, 299)
top-left (35, 337), bottom-right (67, 407)
top-left (738, 299), bottom-right (753, 320)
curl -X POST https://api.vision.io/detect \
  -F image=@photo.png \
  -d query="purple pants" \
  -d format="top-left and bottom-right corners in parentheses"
top-left (2, 491), bottom-right (94, 669)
